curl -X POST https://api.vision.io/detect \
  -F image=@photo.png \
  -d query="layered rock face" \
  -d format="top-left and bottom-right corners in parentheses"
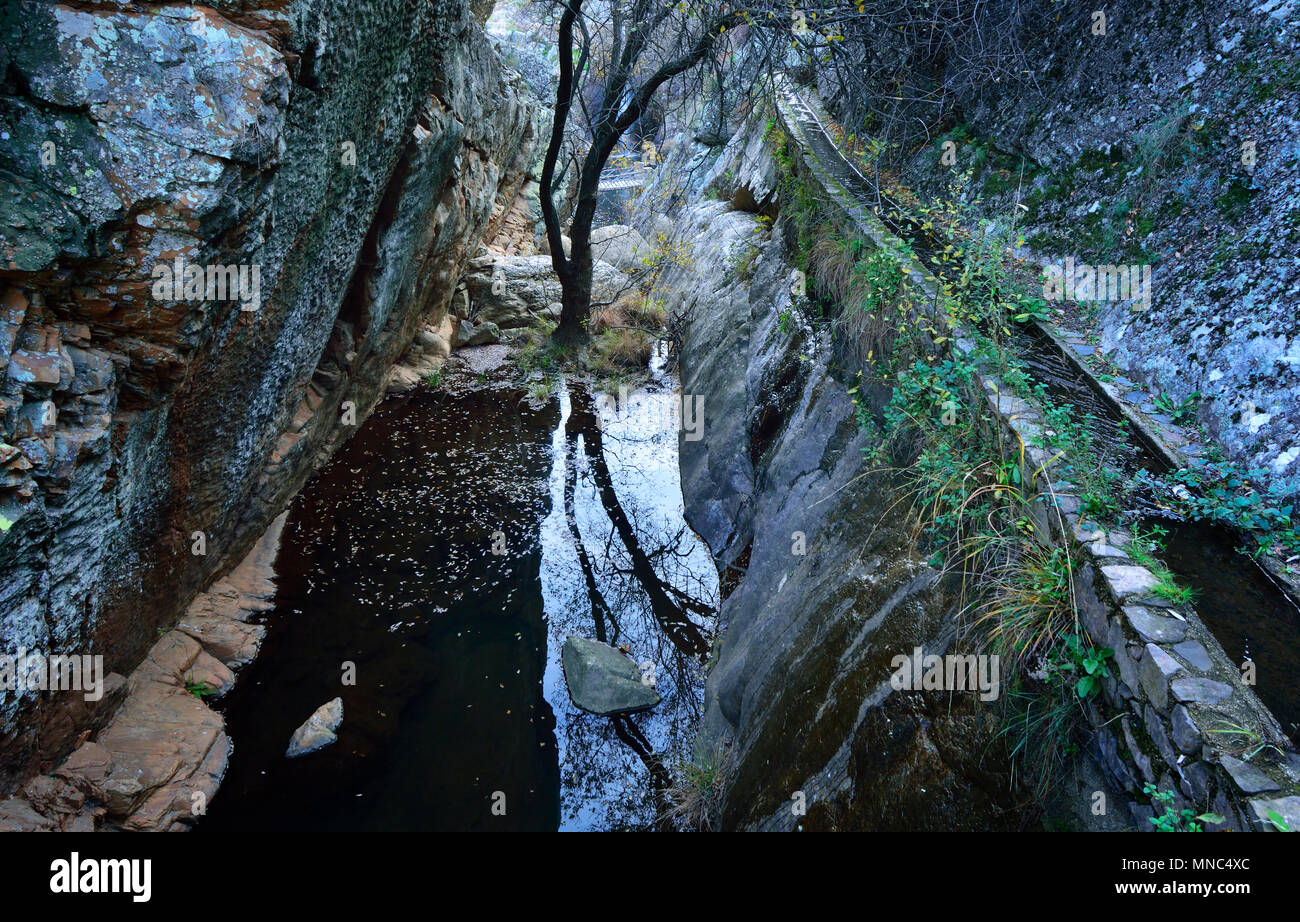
top-left (656, 124), bottom-right (1030, 830)
top-left (461, 252), bottom-right (628, 330)
top-left (0, 0), bottom-right (542, 789)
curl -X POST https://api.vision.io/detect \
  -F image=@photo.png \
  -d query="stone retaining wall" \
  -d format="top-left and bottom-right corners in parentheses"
top-left (773, 83), bottom-right (1300, 831)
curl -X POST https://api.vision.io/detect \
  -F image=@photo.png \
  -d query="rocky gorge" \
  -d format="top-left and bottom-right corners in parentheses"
top-left (0, 0), bottom-right (1298, 838)
top-left (0, 0), bottom-right (543, 827)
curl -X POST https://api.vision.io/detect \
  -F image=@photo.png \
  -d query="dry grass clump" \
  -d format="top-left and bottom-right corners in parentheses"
top-left (591, 327), bottom-right (654, 369)
top-left (660, 744), bottom-right (734, 831)
top-left (589, 290), bottom-right (668, 334)
top-left (587, 291), bottom-right (664, 373)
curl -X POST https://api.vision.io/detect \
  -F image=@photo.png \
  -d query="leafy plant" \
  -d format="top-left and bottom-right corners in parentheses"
top-left (1032, 400), bottom-right (1127, 521)
top-left (1137, 460), bottom-right (1300, 558)
top-left (1265, 809), bottom-right (1292, 832)
top-left (1020, 630), bottom-right (1113, 700)
top-left (996, 685), bottom-right (1081, 801)
top-left (974, 544), bottom-right (1075, 673)
top-left (1143, 783), bottom-right (1224, 832)
top-left (731, 239), bottom-right (762, 280)
top-left (1150, 572), bottom-right (1197, 606)
top-left (185, 680), bottom-right (215, 699)
top-left (525, 378), bottom-right (555, 404)
top-left (1153, 391), bottom-right (1199, 426)
top-left (1082, 490), bottom-right (1121, 521)
top-left (1008, 293), bottom-right (1050, 324)
top-left (1063, 634), bottom-right (1114, 699)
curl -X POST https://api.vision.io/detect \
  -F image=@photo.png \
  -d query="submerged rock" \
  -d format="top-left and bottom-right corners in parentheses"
top-left (286, 698), bottom-right (344, 759)
top-left (561, 636), bottom-right (660, 716)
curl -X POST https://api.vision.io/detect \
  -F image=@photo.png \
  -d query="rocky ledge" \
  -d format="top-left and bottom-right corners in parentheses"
top-left (0, 512), bottom-right (284, 831)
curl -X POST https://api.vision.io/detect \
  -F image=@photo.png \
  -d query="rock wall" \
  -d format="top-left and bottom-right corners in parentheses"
top-left (0, 0), bottom-right (543, 789)
top-left (991, 376), bottom-right (1300, 832)
top-left (819, 0), bottom-right (1300, 502)
top-left (656, 121), bottom-right (1033, 831)
top-left (773, 75), bottom-right (1300, 831)
top-left (658, 73), bottom-right (1300, 830)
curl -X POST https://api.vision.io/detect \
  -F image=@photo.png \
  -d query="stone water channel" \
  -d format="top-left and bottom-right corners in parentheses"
top-left (778, 77), bottom-right (1300, 747)
top-left (1017, 327), bottom-right (1300, 746)
top-left (200, 353), bottom-right (716, 831)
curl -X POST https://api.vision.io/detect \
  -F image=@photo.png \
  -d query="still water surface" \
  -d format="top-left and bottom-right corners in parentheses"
top-left (202, 361), bottom-right (716, 830)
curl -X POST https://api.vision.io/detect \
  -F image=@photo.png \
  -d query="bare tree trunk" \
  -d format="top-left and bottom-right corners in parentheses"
top-left (555, 224), bottom-right (594, 341)
top-left (540, 3), bottom-right (741, 344)
top-left (553, 123), bottom-right (605, 340)
top-left (539, 0), bottom-right (580, 336)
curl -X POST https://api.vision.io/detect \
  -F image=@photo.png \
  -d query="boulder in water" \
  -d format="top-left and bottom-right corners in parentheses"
top-left (286, 697), bottom-right (343, 758)
top-left (561, 636), bottom-right (660, 716)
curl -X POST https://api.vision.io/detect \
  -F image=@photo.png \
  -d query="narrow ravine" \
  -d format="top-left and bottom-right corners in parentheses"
top-left (200, 357), bottom-right (715, 831)
top-left (8, 0), bottom-right (1300, 855)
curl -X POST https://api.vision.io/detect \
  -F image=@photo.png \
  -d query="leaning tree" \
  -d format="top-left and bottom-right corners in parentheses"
top-left (538, 0), bottom-right (745, 340)
top-left (535, 0), bottom-right (1036, 341)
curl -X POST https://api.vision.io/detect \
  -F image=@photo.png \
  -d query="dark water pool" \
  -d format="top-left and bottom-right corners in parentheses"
top-left (200, 368), bottom-right (716, 831)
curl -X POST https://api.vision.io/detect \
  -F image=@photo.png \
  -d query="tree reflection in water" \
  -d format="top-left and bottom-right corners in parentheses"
top-left (542, 372), bottom-right (718, 830)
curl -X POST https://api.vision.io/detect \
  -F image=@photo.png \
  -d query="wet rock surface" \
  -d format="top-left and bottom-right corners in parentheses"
top-left (659, 121), bottom-right (1031, 830)
top-left (0, 0), bottom-right (544, 788)
top-left (561, 636), bottom-right (661, 716)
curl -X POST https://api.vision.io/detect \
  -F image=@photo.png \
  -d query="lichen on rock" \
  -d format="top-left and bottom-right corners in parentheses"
top-left (0, 0), bottom-right (547, 813)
